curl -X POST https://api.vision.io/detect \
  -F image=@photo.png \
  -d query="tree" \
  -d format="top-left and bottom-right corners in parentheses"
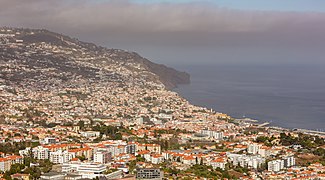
top-left (76, 155), bottom-right (86, 161)
top-left (3, 171), bottom-right (12, 180)
top-left (128, 160), bottom-right (137, 174)
top-left (314, 148), bottom-right (325, 156)
top-left (24, 166), bottom-right (41, 179)
top-left (113, 133), bottom-right (122, 140)
top-left (24, 157), bottom-right (34, 167)
top-left (9, 163), bottom-right (25, 175)
top-left (78, 121), bottom-right (85, 130)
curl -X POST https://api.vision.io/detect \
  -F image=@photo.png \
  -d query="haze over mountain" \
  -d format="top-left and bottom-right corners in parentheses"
top-left (1, 0), bottom-right (325, 65)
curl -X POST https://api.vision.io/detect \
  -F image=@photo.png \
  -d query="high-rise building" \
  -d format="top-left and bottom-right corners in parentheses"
top-left (32, 146), bottom-right (50, 160)
top-left (126, 144), bottom-right (137, 155)
top-left (93, 150), bottom-right (111, 164)
top-left (283, 156), bottom-right (295, 168)
top-left (268, 156), bottom-right (295, 172)
top-left (268, 160), bottom-right (284, 172)
top-left (248, 143), bottom-right (260, 154)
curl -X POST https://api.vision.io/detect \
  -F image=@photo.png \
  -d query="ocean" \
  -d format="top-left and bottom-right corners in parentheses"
top-left (174, 64), bottom-right (325, 130)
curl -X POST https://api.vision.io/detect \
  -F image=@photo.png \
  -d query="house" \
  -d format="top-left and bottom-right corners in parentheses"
top-left (42, 137), bottom-right (57, 145)
top-left (6, 155), bottom-right (23, 164)
top-left (80, 131), bottom-right (100, 138)
top-left (137, 144), bottom-right (161, 154)
top-left (210, 158), bottom-right (227, 170)
top-left (234, 144), bottom-right (247, 152)
top-left (151, 154), bottom-right (164, 164)
top-left (0, 155), bottom-right (23, 172)
top-left (182, 156), bottom-right (196, 165)
top-left (11, 174), bottom-right (30, 180)
top-left (68, 147), bottom-right (93, 160)
top-left (137, 150), bottom-right (151, 162)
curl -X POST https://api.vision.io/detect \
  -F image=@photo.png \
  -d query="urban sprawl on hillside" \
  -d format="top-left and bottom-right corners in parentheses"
top-left (0, 28), bottom-right (324, 180)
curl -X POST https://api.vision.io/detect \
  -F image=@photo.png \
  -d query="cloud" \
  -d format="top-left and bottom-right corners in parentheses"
top-left (1, 0), bottom-right (325, 64)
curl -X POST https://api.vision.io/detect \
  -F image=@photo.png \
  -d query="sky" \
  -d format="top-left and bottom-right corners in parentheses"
top-left (0, 0), bottom-right (325, 66)
top-left (133, 0), bottom-right (325, 12)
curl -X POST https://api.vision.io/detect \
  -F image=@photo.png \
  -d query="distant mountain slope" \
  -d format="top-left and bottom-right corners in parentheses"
top-left (0, 28), bottom-right (189, 89)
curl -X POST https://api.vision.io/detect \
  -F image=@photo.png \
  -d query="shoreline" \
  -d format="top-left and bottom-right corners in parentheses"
top-left (173, 67), bottom-right (325, 132)
top-left (173, 83), bottom-right (325, 137)
top-left (235, 116), bottom-right (325, 137)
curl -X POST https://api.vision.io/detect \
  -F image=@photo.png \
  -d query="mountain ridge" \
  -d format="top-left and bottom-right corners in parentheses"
top-left (0, 27), bottom-right (190, 89)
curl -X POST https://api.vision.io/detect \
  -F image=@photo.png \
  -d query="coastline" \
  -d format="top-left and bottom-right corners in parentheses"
top-left (172, 79), bottom-right (325, 137)
top-left (172, 64), bottom-right (325, 131)
top-left (172, 89), bottom-right (325, 137)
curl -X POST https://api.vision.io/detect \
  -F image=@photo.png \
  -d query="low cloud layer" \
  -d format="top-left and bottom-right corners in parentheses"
top-left (1, 0), bottom-right (325, 64)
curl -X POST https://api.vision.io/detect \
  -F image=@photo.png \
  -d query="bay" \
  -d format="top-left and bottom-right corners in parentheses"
top-left (174, 64), bottom-right (325, 130)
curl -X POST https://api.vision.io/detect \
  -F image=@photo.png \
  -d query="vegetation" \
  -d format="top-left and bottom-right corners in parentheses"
top-left (253, 132), bottom-right (325, 166)
top-left (255, 135), bottom-right (276, 147)
top-left (279, 133), bottom-right (324, 149)
top-left (0, 142), bottom-right (37, 154)
top-left (183, 165), bottom-right (234, 179)
top-left (255, 133), bottom-right (324, 151)
top-left (76, 155), bottom-right (86, 161)
top-left (92, 124), bottom-right (122, 140)
top-left (127, 155), bottom-right (146, 174)
top-left (2, 158), bottom-right (52, 180)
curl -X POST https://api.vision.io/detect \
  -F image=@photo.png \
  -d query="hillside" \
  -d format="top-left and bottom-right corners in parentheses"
top-left (0, 28), bottom-right (190, 90)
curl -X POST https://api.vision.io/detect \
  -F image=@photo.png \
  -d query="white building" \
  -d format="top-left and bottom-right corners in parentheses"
top-left (248, 143), bottom-right (261, 154)
top-left (268, 160), bottom-right (284, 172)
top-left (0, 159), bottom-right (10, 172)
top-left (136, 168), bottom-right (163, 180)
top-left (268, 156), bottom-right (295, 172)
top-left (93, 150), bottom-right (111, 164)
top-left (137, 117), bottom-right (143, 125)
top-left (182, 156), bottom-right (196, 165)
top-left (80, 131), bottom-right (100, 138)
top-left (158, 113), bottom-right (173, 120)
top-left (19, 147), bottom-right (32, 157)
top-left (210, 158), bottom-right (227, 170)
top-left (201, 130), bottom-right (224, 140)
top-left (32, 146), bottom-right (50, 160)
top-left (62, 162), bottom-right (107, 179)
top-left (258, 146), bottom-right (271, 157)
top-left (49, 150), bottom-right (75, 164)
top-left (42, 137), bottom-right (57, 145)
top-left (228, 153), bottom-right (265, 169)
top-left (150, 154), bottom-right (164, 164)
